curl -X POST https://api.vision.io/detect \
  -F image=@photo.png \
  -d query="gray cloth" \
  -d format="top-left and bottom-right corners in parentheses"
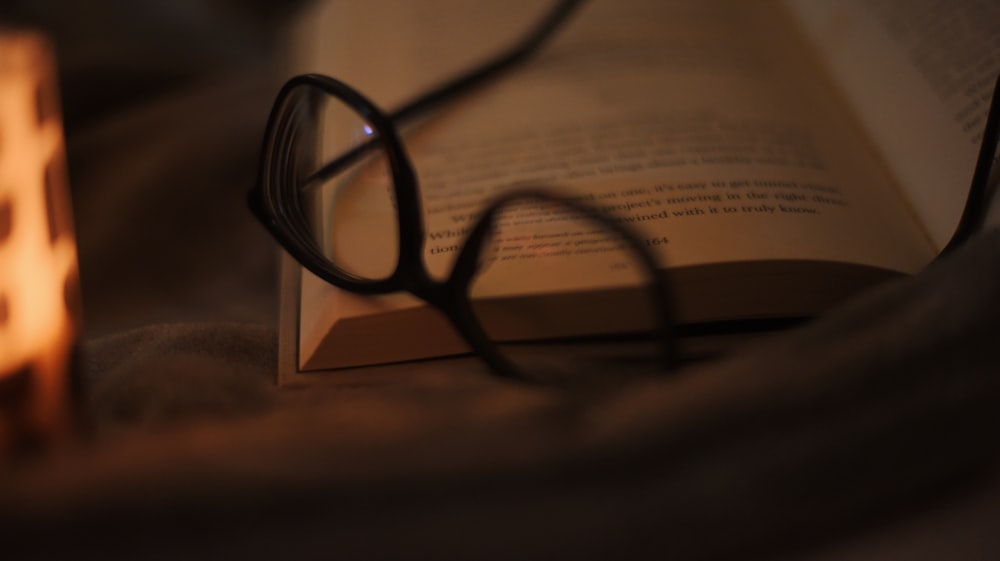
top-left (1, 2), bottom-right (999, 559)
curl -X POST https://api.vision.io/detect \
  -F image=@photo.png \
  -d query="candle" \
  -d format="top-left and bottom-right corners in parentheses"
top-left (0, 32), bottom-right (79, 455)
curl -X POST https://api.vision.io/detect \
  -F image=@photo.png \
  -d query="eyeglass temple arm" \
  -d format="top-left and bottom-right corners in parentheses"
top-left (303, 0), bottom-right (586, 187)
top-left (389, 0), bottom-right (585, 124)
top-left (941, 73), bottom-right (1000, 255)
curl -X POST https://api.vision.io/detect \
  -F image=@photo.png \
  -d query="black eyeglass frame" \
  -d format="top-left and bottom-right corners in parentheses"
top-left (249, 73), bottom-right (678, 380)
top-left (250, 0), bottom-right (999, 380)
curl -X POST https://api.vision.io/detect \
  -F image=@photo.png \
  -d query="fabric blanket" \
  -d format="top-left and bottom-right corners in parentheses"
top-left (1, 2), bottom-right (999, 559)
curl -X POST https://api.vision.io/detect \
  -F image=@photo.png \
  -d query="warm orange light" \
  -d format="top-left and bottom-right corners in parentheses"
top-left (0, 32), bottom-right (79, 454)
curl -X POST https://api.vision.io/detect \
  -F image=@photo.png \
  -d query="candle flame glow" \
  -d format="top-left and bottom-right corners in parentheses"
top-left (0, 32), bottom-right (79, 450)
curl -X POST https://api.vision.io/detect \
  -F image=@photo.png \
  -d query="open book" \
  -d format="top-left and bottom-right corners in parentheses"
top-left (284, 0), bottom-right (1000, 373)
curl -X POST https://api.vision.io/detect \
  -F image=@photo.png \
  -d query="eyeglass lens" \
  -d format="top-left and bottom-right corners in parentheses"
top-left (300, 88), bottom-right (400, 281)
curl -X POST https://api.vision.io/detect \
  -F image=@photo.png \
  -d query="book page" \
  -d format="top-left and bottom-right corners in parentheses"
top-left (294, 0), bottom-right (938, 368)
top-left (783, 0), bottom-right (1000, 249)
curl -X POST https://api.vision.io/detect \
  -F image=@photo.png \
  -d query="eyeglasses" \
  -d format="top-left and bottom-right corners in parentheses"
top-left (250, 0), bottom-right (999, 382)
top-left (248, 0), bottom-right (678, 382)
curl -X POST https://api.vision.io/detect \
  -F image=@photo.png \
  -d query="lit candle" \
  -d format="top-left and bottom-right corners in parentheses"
top-left (0, 32), bottom-right (79, 454)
